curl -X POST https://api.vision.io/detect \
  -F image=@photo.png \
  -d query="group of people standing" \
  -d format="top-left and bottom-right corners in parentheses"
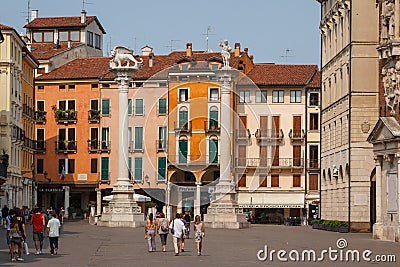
top-left (145, 211), bottom-right (205, 256)
top-left (2, 204), bottom-right (61, 262)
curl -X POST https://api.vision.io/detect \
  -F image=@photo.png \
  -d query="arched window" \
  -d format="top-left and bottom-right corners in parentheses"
top-left (179, 107), bottom-right (188, 129)
top-left (178, 135), bottom-right (188, 164)
top-left (209, 106), bottom-right (219, 129)
top-left (209, 135), bottom-right (218, 164)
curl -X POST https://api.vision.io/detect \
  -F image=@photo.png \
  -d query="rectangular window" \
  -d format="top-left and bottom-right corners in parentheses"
top-left (310, 93), bottom-right (319, 106)
top-left (102, 99), bottom-right (110, 115)
top-left (134, 127), bottom-right (143, 150)
top-left (43, 32), bottom-right (53, 42)
top-left (37, 100), bottom-right (45, 111)
top-left (310, 113), bottom-right (319, 130)
top-left (260, 176), bottom-right (268, 187)
top-left (59, 85), bottom-right (66, 90)
top-left (37, 158), bottom-right (44, 174)
top-left (59, 31), bottom-right (69, 41)
top-left (134, 157), bottom-right (142, 181)
top-left (209, 88), bottom-right (219, 101)
top-left (158, 157), bottom-right (167, 181)
top-left (135, 99), bottom-right (144, 115)
top-left (68, 84), bottom-right (75, 90)
top-left (87, 31), bottom-right (94, 47)
top-left (255, 90), bottom-right (267, 103)
top-left (158, 98), bottom-right (167, 115)
top-left (290, 90), bottom-right (302, 103)
top-left (90, 99), bottom-right (99, 110)
top-left (91, 84), bottom-right (99, 89)
top-left (57, 158), bottom-right (74, 174)
top-left (70, 31), bottom-right (79, 41)
top-left (271, 175), bottom-right (279, 187)
top-left (158, 126), bottom-right (167, 150)
top-left (309, 174), bottom-right (318, 190)
top-left (67, 159), bottom-right (75, 174)
top-left (90, 158), bottom-right (98, 174)
top-left (239, 91), bottom-right (250, 103)
top-left (211, 63), bottom-right (219, 70)
top-left (238, 175), bottom-right (246, 187)
top-left (95, 34), bottom-right (101, 49)
top-left (33, 32), bottom-right (42, 42)
top-left (272, 90), bottom-right (284, 103)
top-left (293, 175), bottom-right (301, 187)
top-left (128, 99), bottom-right (133, 115)
top-left (101, 157), bottom-right (109, 180)
top-left (179, 89), bottom-right (189, 102)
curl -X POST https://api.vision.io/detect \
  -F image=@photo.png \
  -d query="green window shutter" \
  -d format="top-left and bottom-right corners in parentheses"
top-left (209, 110), bottom-right (218, 129)
top-left (179, 140), bottom-right (188, 163)
top-left (158, 157), bottom-right (166, 181)
top-left (135, 99), bottom-right (143, 115)
top-left (102, 99), bottom-right (110, 115)
top-left (159, 98), bottom-right (167, 114)
top-left (179, 111), bottom-right (188, 128)
top-left (135, 127), bottom-right (143, 149)
top-left (128, 99), bottom-right (132, 115)
top-left (101, 157), bottom-right (109, 180)
top-left (128, 157), bottom-right (132, 179)
top-left (134, 157), bottom-right (142, 181)
top-left (209, 139), bottom-right (218, 163)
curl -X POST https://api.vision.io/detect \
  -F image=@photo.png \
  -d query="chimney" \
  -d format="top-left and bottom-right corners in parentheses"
top-left (234, 42), bottom-right (241, 57)
top-left (149, 52), bottom-right (154, 67)
top-left (31, 9), bottom-right (38, 21)
top-left (68, 41), bottom-right (72, 49)
top-left (81, 10), bottom-right (87, 23)
top-left (186, 42), bottom-right (192, 57)
top-left (244, 47), bottom-right (249, 54)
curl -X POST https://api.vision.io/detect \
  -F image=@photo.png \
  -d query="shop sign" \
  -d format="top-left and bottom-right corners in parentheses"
top-left (239, 204), bottom-right (304, 208)
top-left (38, 188), bottom-right (64, 193)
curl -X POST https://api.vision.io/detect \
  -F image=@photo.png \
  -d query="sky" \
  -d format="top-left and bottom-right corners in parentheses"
top-left (0, 0), bottom-right (321, 65)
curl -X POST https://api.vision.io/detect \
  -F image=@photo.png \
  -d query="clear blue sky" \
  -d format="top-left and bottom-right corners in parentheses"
top-left (1, 0), bottom-right (321, 64)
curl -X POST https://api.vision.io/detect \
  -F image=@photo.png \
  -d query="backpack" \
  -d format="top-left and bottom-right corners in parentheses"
top-left (160, 218), bottom-right (168, 232)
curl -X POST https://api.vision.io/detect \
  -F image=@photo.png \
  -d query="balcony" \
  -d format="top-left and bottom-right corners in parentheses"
top-left (169, 154), bottom-right (220, 166)
top-left (289, 129), bottom-right (305, 142)
top-left (255, 129), bottom-right (284, 142)
top-left (236, 158), bottom-right (269, 168)
top-left (100, 140), bottom-right (111, 153)
top-left (236, 129), bottom-right (251, 140)
top-left (88, 110), bottom-right (100, 123)
top-left (156, 140), bottom-right (167, 152)
top-left (23, 104), bottom-right (35, 120)
top-left (54, 109), bottom-right (77, 124)
top-left (55, 140), bottom-right (77, 153)
top-left (88, 140), bottom-right (100, 153)
top-left (34, 111), bottom-right (47, 124)
top-left (34, 140), bottom-right (46, 152)
top-left (174, 121), bottom-right (192, 134)
top-left (307, 159), bottom-right (319, 170)
top-left (271, 157), bottom-right (304, 168)
top-left (204, 121), bottom-right (220, 133)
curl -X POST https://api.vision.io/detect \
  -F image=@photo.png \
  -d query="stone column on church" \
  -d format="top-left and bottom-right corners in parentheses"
top-left (96, 188), bottom-right (102, 216)
top-left (63, 186), bottom-right (70, 219)
top-left (374, 156), bottom-right (382, 224)
top-left (194, 182), bottom-right (201, 216)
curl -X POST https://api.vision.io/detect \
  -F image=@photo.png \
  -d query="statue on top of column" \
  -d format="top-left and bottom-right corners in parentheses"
top-left (219, 40), bottom-right (231, 69)
top-left (381, 0), bottom-right (395, 43)
top-left (110, 46), bottom-right (143, 69)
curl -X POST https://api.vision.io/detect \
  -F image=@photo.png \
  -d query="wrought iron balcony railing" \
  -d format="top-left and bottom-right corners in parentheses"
top-left (54, 109), bottom-right (77, 123)
top-left (204, 121), bottom-right (220, 133)
top-left (34, 111), bottom-right (47, 123)
top-left (289, 129), bottom-right (306, 142)
top-left (88, 110), bottom-right (100, 122)
top-left (255, 129), bottom-right (284, 142)
top-left (55, 140), bottom-right (77, 153)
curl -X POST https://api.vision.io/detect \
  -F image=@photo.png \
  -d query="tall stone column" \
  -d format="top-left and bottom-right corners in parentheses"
top-left (166, 180), bottom-right (171, 221)
top-left (63, 186), bottom-right (70, 218)
top-left (195, 182), bottom-right (201, 216)
top-left (374, 156), bottom-right (382, 224)
top-left (98, 46), bottom-right (144, 228)
top-left (396, 0), bottom-right (400, 38)
top-left (96, 188), bottom-right (102, 215)
top-left (204, 51), bottom-right (248, 228)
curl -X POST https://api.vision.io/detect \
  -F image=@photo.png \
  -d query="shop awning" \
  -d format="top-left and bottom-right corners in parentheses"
top-left (238, 192), bottom-right (305, 208)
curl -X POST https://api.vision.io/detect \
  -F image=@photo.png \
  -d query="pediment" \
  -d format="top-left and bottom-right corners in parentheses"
top-left (368, 117), bottom-right (400, 143)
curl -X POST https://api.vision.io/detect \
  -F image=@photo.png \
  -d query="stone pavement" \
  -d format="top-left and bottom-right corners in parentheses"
top-left (0, 220), bottom-right (399, 267)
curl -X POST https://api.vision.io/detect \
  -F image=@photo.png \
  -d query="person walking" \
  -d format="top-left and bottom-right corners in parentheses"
top-left (16, 208), bottom-right (29, 255)
top-left (157, 212), bottom-right (169, 252)
top-left (145, 213), bottom-right (156, 252)
top-left (5, 209), bottom-right (15, 251)
top-left (9, 214), bottom-right (24, 261)
top-left (194, 215), bottom-right (205, 256)
top-left (46, 211), bottom-right (61, 255)
top-left (31, 208), bottom-right (45, 254)
top-left (59, 207), bottom-right (65, 225)
top-left (169, 213), bottom-right (185, 256)
top-left (2, 205), bottom-right (9, 228)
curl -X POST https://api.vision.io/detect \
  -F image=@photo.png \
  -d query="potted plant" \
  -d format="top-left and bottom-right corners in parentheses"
top-left (68, 207), bottom-right (77, 219)
top-left (83, 209), bottom-right (88, 220)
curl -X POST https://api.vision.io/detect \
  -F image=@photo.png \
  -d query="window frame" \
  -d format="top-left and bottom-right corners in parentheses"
top-left (290, 90), bottom-right (302, 103)
top-left (272, 90), bottom-right (284, 103)
top-left (255, 90), bottom-right (267, 103)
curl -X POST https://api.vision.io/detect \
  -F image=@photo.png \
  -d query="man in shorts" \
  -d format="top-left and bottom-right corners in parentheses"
top-left (30, 208), bottom-right (45, 254)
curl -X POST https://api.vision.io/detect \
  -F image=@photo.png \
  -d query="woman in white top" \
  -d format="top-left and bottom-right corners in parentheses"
top-left (193, 215), bottom-right (205, 256)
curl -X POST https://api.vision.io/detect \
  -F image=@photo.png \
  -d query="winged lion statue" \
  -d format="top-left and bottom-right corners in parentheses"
top-left (110, 46), bottom-right (143, 68)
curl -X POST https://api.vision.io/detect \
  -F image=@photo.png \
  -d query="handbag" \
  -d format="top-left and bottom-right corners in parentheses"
top-left (170, 219), bottom-right (175, 235)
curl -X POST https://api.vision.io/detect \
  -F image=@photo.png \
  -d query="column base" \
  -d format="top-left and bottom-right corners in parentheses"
top-left (98, 189), bottom-right (144, 228)
top-left (373, 222), bottom-right (400, 242)
top-left (204, 203), bottom-right (249, 229)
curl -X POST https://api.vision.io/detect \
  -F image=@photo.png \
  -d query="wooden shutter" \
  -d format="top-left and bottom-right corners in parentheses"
top-left (260, 145), bottom-right (268, 166)
top-left (271, 175), bottom-right (279, 187)
top-left (293, 116), bottom-right (301, 137)
top-left (293, 175), bottom-right (301, 187)
top-left (293, 146), bottom-right (301, 166)
top-left (239, 116), bottom-right (247, 137)
top-left (238, 145), bottom-right (246, 166)
top-left (260, 176), bottom-right (268, 187)
top-left (238, 175), bottom-right (246, 187)
top-left (272, 146), bottom-right (279, 166)
top-left (260, 116), bottom-right (268, 137)
top-left (309, 174), bottom-right (318, 190)
top-left (273, 116), bottom-right (280, 137)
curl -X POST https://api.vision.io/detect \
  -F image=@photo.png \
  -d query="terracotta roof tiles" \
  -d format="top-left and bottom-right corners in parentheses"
top-left (30, 42), bottom-right (84, 60)
top-left (308, 70), bottom-right (321, 88)
top-left (0, 23), bottom-right (13, 30)
top-left (24, 16), bottom-right (106, 33)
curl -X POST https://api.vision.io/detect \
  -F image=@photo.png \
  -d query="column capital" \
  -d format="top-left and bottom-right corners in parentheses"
top-left (396, 152), bottom-right (400, 159)
top-left (195, 182), bottom-right (202, 186)
top-left (95, 188), bottom-right (102, 192)
top-left (62, 186), bottom-right (70, 191)
top-left (374, 155), bottom-right (382, 164)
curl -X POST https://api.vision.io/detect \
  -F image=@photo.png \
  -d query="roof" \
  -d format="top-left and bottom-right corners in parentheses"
top-left (0, 23), bottom-right (13, 30)
top-left (367, 117), bottom-right (400, 143)
top-left (308, 70), bottom-right (321, 88)
top-left (36, 57), bottom-right (111, 80)
top-left (24, 16), bottom-right (106, 33)
top-left (245, 64), bottom-right (318, 86)
top-left (30, 42), bottom-right (84, 60)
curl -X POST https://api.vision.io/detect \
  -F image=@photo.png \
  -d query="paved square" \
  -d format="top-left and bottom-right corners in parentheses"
top-left (0, 221), bottom-right (399, 266)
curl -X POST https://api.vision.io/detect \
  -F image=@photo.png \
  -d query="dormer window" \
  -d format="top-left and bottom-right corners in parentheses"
top-left (181, 64), bottom-right (189, 71)
top-left (59, 30), bottom-right (80, 42)
top-left (211, 63), bottom-right (219, 70)
top-left (33, 31), bottom-right (54, 43)
top-left (87, 31), bottom-right (94, 47)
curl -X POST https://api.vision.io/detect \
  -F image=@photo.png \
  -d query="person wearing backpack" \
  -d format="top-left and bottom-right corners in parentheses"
top-left (157, 212), bottom-right (169, 252)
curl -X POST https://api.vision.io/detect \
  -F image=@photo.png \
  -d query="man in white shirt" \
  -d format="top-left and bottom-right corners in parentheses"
top-left (46, 211), bottom-right (60, 255)
top-left (169, 213), bottom-right (185, 256)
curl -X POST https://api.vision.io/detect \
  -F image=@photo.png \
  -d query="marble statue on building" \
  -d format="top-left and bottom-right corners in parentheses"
top-left (383, 64), bottom-right (400, 115)
top-left (381, 0), bottom-right (395, 42)
top-left (219, 40), bottom-right (231, 68)
top-left (110, 46), bottom-right (143, 68)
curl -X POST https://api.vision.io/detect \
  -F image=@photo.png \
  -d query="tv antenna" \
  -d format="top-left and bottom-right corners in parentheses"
top-left (21, 0), bottom-right (32, 23)
top-left (280, 48), bottom-right (295, 63)
top-left (165, 39), bottom-right (180, 52)
top-left (82, 0), bottom-right (93, 10)
top-left (201, 26), bottom-right (215, 52)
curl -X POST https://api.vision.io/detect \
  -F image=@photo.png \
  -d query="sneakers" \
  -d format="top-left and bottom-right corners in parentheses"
top-left (34, 251), bottom-right (40, 255)
top-left (11, 258), bottom-right (16, 262)
top-left (17, 258), bottom-right (24, 261)
top-left (39, 250), bottom-right (42, 254)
